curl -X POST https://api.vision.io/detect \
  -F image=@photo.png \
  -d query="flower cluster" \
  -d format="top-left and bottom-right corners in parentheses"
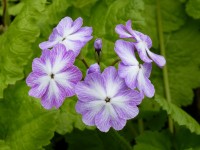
top-left (26, 17), bottom-right (165, 132)
top-left (115, 20), bottom-right (166, 97)
top-left (26, 17), bottom-right (92, 109)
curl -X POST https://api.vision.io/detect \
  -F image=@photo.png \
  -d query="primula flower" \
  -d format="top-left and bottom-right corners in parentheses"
top-left (115, 20), bottom-right (166, 67)
top-left (75, 65), bottom-right (143, 132)
top-left (94, 38), bottom-right (102, 56)
top-left (39, 17), bottom-right (93, 57)
top-left (26, 44), bottom-right (82, 109)
top-left (115, 40), bottom-right (155, 98)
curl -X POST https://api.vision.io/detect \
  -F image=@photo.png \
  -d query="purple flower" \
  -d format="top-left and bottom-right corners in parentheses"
top-left (26, 44), bottom-right (82, 109)
top-left (115, 20), bottom-right (166, 67)
top-left (115, 40), bottom-right (155, 98)
top-left (94, 38), bottom-right (102, 56)
top-left (39, 17), bottom-right (93, 57)
top-left (75, 66), bottom-right (143, 132)
top-left (86, 63), bottom-right (101, 74)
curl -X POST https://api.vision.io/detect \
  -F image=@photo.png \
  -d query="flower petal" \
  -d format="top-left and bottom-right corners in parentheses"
top-left (75, 73), bottom-right (106, 101)
top-left (112, 102), bottom-right (139, 120)
top-left (115, 24), bottom-right (132, 38)
top-left (141, 63), bottom-right (152, 78)
top-left (87, 63), bottom-right (101, 74)
top-left (112, 89), bottom-right (143, 106)
top-left (56, 17), bottom-right (73, 37)
top-left (26, 72), bottom-right (50, 98)
top-left (137, 69), bottom-right (155, 98)
top-left (147, 50), bottom-right (166, 67)
top-left (50, 44), bottom-right (75, 73)
top-left (102, 66), bottom-right (126, 98)
top-left (134, 42), bottom-right (152, 63)
top-left (95, 104), bottom-right (112, 132)
top-left (67, 27), bottom-right (93, 42)
top-left (41, 80), bottom-right (66, 109)
top-left (118, 62), bottom-right (139, 89)
top-left (55, 66), bottom-right (82, 97)
top-left (115, 40), bottom-right (138, 65)
top-left (75, 100), bottom-right (105, 126)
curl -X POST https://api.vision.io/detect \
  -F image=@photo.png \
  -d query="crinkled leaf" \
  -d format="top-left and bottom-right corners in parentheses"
top-left (155, 95), bottom-right (200, 134)
top-left (0, 82), bottom-right (59, 150)
top-left (0, 0), bottom-right (46, 98)
top-left (134, 131), bottom-right (171, 150)
top-left (186, 0), bottom-right (200, 19)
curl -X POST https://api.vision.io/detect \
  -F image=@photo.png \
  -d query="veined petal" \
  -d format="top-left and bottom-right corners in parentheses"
top-left (112, 102), bottom-right (139, 120)
top-left (115, 40), bottom-right (139, 65)
top-left (102, 67), bottom-right (126, 98)
top-left (134, 42), bottom-right (152, 63)
top-left (147, 50), bottom-right (166, 67)
top-left (71, 17), bottom-right (83, 33)
top-left (32, 58), bottom-right (51, 75)
top-left (95, 104), bottom-right (112, 132)
top-left (55, 66), bottom-right (82, 97)
top-left (50, 44), bottom-right (75, 73)
top-left (75, 73), bottom-right (106, 101)
top-left (137, 69), bottom-right (155, 98)
top-left (26, 73), bottom-right (50, 98)
top-left (56, 17), bottom-right (73, 37)
top-left (87, 63), bottom-right (101, 74)
top-left (112, 89), bottom-right (143, 106)
top-left (67, 27), bottom-right (93, 42)
top-left (76, 100), bottom-right (105, 125)
top-left (115, 24), bottom-right (132, 38)
top-left (41, 80), bottom-right (66, 109)
top-left (62, 39), bottom-right (84, 56)
top-left (141, 63), bottom-right (152, 78)
top-left (118, 62), bottom-right (139, 89)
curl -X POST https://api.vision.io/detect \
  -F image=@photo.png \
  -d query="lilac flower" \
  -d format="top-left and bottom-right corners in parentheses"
top-left (115, 40), bottom-right (155, 98)
top-left (86, 63), bottom-right (100, 74)
top-left (75, 66), bottom-right (143, 132)
top-left (26, 44), bottom-right (82, 109)
top-left (39, 17), bottom-right (93, 57)
top-left (94, 38), bottom-right (102, 56)
top-left (115, 20), bottom-right (166, 67)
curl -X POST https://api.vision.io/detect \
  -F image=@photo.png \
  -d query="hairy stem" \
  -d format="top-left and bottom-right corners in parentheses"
top-left (156, 0), bottom-right (174, 133)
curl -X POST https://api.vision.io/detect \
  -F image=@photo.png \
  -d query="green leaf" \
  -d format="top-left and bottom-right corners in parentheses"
top-left (186, 0), bottom-right (200, 19)
top-left (66, 129), bottom-right (132, 150)
top-left (0, 0), bottom-right (46, 98)
top-left (0, 82), bottom-right (59, 150)
top-left (56, 98), bottom-right (95, 135)
top-left (142, 0), bottom-right (186, 48)
top-left (163, 21), bottom-right (200, 106)
top-left (0, 140), bottom-right (10, 150)
top-left (155, 95), bottom-right (200, 134)
top-left (134, 131), bottom-right (171, 150)
top-left (174, 127), bottom-right (200, 150)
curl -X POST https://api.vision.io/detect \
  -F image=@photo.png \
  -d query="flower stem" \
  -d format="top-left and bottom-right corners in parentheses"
top-left (81, 58), bottom-right (89, 69)
top-left (2, 0), bottom-right (9, 28)
top-left (156, 0), bottom-right (174, 133)
top-left (138, 118), bottom-right (144, 134)
top-left (110, 58), bottom-right (121, 66)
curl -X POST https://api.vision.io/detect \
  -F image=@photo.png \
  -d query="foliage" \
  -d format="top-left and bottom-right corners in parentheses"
top-left (0, 0), bottom-right (200, 149)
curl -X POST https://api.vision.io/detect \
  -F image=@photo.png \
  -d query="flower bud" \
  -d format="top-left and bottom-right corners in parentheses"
top-left (94, 38), bottom-right (102, 56)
